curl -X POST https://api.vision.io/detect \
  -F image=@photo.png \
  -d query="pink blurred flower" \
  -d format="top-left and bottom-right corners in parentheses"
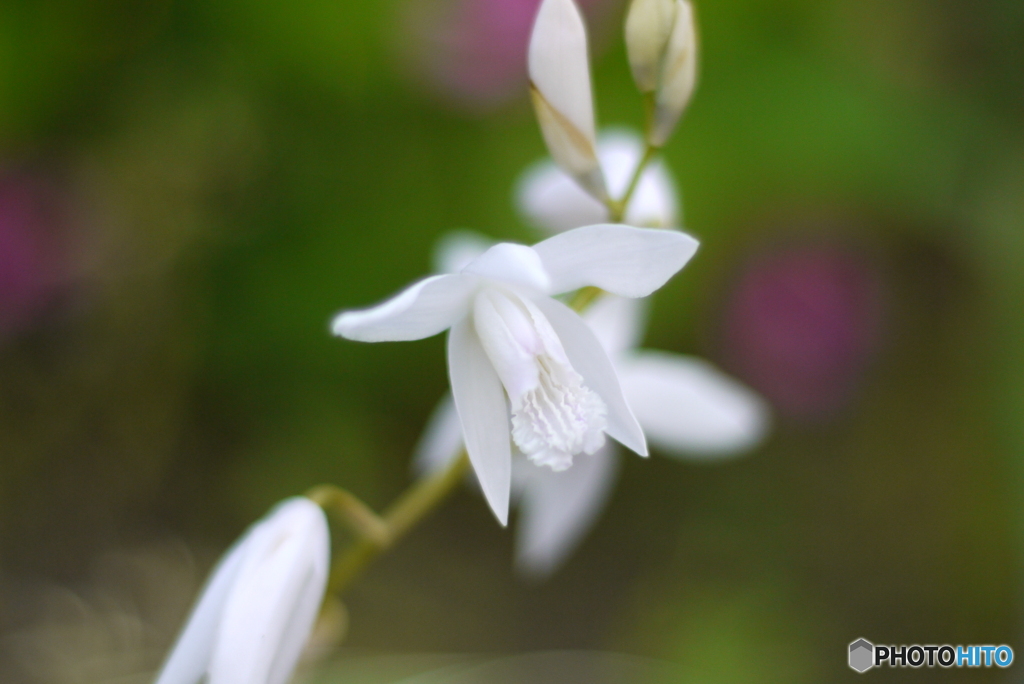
top-left (720, 242), bottom-right (884, 421)
top-left (407, 0), bottom-right (618, 111)
top-left (0, 171), bottom-right (71, 337)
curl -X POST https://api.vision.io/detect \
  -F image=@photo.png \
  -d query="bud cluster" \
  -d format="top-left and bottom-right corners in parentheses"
top-left (527, 0), bottom-right (698, 201)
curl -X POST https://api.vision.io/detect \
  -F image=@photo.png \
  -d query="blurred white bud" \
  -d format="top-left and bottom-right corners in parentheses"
top-left (624, 0), bottom-right (677, 93)
top-left (154, 497), bottom-right (330, 684)
top-left (647, 0), bottom-right (698, 147)
top-left (528, 0), bottom-right (607, 200)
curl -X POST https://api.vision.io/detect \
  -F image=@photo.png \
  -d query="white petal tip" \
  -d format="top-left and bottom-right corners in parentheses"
top-left (490, 501), bottom-right (510, 527)
top-left (330, 314), bottom-right (350, 338)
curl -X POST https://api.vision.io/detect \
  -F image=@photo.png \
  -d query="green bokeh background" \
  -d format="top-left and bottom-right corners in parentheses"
top-left (1, 0), bottom-right (1022, 682)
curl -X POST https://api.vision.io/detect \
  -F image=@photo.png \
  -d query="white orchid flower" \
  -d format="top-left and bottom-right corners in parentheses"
top-left (416, 232), bottom-right (766, 577)
top-left (155, 497), bottom-right (330, 684)
top-left (528, 0), bottom-right (606, 200)
top-left (517, 130), bottom-right (678, 232)
top-left (333, 224), bottom-right (698, 524)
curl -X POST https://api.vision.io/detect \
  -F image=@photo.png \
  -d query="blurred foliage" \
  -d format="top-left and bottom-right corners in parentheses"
top-left (0, 0), bottom-right (1022, 682)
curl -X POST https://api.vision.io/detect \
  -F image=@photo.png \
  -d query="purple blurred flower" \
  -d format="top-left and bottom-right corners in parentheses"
top-left (407, 0), bottom-right (617, 111)
top-left (0, 171), bottom-right (71, 337)
top-left (721, 242), bottom-right (884, 421)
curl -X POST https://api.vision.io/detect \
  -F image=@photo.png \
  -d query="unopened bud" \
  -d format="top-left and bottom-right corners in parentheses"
top-left (154, 497), bottom-right (330, 684)
top-left (528, 0), bottom-right (608, 200)
top-left (624, 0), bottom-right (677, 93)
top-left (647, 0), bottom-right (697, 147)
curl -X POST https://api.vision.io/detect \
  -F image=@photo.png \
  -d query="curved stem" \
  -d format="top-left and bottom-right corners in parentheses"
top-left (316, 451), bottom-right (471, 596)
top-left (307, 484), bottom-right (390, 547)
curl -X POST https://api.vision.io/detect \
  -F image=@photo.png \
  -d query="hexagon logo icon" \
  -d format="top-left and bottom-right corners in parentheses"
top-left (849, 638), bottom-right (874, 672)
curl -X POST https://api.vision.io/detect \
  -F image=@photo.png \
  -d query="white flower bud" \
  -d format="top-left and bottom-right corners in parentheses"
top-left (624, 0), bottom-right (677, 93)
top-left (528, 0), bottom-right (607, 200)
top-left (648, 0), bottom-right (698, 147)
top-left (154, 497), bottom-right (330, 684)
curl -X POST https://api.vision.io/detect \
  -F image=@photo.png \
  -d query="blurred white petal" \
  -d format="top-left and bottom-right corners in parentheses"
top-left (432, 230), bottom-right (494, 274)
top-left (516, 445), bottom-right (619, 578)
top-left (516, 131), bottom-right (679, 233)
top-left (532, 224), bottom-right (697, 298)
top-left (448, 319), bottom-right (512, 525)
top-left (582, 294), bottom-right (649, 360)
top-left (332, 274), bottom-right (476, 342)
top-left (533, 296), bottom-right (647, 457)
top-left (413, 394), bottom-right (464, 476)
top-left (618, 351), bottom-right (769, 457)
top-left (462, 242), bottom-right (550, 292)
top-left (516, 158), bottom-right (608, 232)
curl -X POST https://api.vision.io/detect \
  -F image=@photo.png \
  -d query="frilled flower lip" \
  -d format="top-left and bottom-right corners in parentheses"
top-left (154, 497), bottom-right (330, 684)
top-left (332, 224), bottom-right (699, 525)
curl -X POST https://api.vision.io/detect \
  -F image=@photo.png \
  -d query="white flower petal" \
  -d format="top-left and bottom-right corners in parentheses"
top-left (528, 0), bottom-right (594, 142)
top-left (532, 224), bottom-right (698, 298)
top-left (531, 296), bottom-right (647, 456)
top-left (618, 351), bottom-right (769, 457)
top-left (516, 445), bottom-right (619, 578)
top-left (154, 532), bottom-right (250, 684)
top-left (515, 157), bottom-right (608, 232)
top-left (432, 230), bottom-right (494, 275)
top-left (583, 294), bottom-right (649, 360)
top-left (412, 393), bottom-right (464, 476)
top-left (208, 498), bottom-right (329, 684)
top-left (528, 0), bottom-right (605, 198)
top-left (448, 319), bottom-right (512, 525)
top-left (332, 274), bottom-right (476, 342)
top-left (516, 130), bottom-right (679, 233)
top-left (462, 242), bottom-right (551, 293)
top-left (624, 157), bottom-right (679, 229)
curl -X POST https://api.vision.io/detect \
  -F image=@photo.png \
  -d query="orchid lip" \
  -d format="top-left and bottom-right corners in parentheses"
top-left (472, 287), bottom-right (607, 471)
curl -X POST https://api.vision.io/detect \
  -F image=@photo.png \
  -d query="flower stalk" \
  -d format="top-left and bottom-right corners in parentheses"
top-left (312, 450), bottom-right (471, 597)
top-left (606, 142), bottom-right (659, 222)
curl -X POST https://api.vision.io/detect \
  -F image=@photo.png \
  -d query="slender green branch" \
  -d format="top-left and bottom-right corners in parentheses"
top-left (307, 484), bottom-right (390, 547)
top-left (608, 143), bottom-right (659, 223)
top-left (642, 91), bottom-right (657, 144)
top-left (315, 451), bottom-right (471, 596)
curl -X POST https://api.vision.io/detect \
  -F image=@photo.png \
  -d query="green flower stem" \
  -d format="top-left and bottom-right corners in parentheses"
top-left (314, 450), bottom-right (471, 596)
top-left (607, 142), bottom-right (659, 223)
top-left (307, 484), bottom-right (392, 547)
